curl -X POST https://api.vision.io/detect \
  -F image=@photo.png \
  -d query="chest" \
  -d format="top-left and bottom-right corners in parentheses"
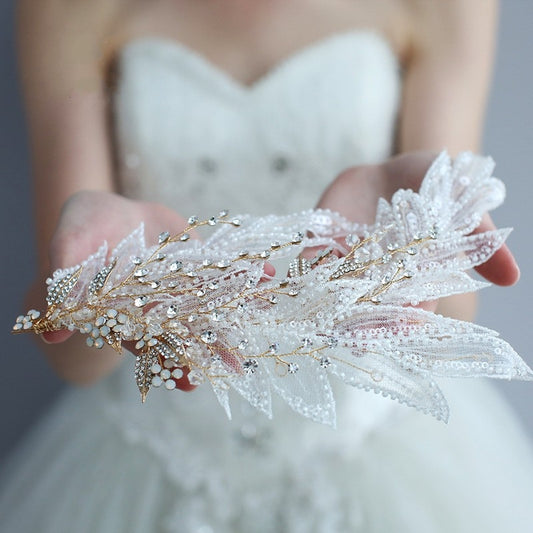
top-left (113, 31), bottom-right (401, 216)
top-left (111, 0), bottom-right (408, 87)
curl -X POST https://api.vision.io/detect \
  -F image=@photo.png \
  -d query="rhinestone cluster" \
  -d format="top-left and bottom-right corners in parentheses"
top-left (12, 152), bottom-right (533, 426)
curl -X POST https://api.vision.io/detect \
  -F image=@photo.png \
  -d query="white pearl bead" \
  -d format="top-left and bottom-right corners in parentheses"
top-left (161, 369), bottom-right (171, 380)
top-left (164, 379), bottom-right (177, 390)
top-left (172, 368), bottom-right (184, 379)
top-left (150, 363), bottom-right (162, 374)
top-left (151, 376), bottom-right (163, 387)
top-left (94, 338), bottom-right (104, 349)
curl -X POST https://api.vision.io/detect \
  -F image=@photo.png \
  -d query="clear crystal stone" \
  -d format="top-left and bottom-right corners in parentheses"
top-left (169, 261), bottom-right (183, 272)
top-left (319, 357), bottom-right (331, 368)
top-left (326, 337), bottom-right (339, 348)
top-left (345, 234), bottom-right (359, 246)
top-left (268, 343), bottom-right (279, 354)
top-left (188, 215), bottom-right (199, 225)
top-left (167, 305), bottom-right (178, 318)
top-left (292, 232), bottom-right (304, 244)
top-left (158, 231), bottom-right (170, 244)
top-left (188, 369), bottom-right (205, 385)
top-left (211, 310), bottom-right (223, 321)
top-left (287, 362), bottom-right (299, 374)
top-left (243, 359), bottom-right (258, 375)
top-left (134, 296), bottom-right (148, 307)
top-left (200, 330), bottom-right (217, 344)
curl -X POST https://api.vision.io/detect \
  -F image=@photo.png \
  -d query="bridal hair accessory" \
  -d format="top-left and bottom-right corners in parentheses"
top-left (13, 152), bottom-right (532, 425)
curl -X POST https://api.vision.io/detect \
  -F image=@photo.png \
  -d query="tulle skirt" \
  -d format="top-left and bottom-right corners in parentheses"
top-left (1, 355), bottom-right (533, 533)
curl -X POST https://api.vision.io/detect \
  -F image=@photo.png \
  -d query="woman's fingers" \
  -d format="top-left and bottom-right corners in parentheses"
top-left (472, 213), bottom-right (520, 286)
top-left (262, 262), bottom-right (276, 279)
top-left (41, 330), bottom-right (75, 344)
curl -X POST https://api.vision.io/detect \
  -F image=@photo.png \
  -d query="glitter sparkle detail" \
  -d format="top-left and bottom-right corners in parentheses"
top-left (12, 152), bottom-right (533, 426)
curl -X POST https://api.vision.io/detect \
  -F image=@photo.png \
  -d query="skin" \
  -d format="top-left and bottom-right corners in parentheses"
top-left (17, 0), bottom-right (516, 387)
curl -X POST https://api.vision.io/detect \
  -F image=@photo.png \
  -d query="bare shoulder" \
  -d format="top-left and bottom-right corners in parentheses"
top-left (17, 0), bottom-right (132, 94)
top-left (402, 0), bottom-right (498, 55)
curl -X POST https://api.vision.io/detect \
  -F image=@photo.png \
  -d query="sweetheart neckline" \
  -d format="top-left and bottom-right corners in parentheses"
top-left (118, 30), bottom-right (397, 95)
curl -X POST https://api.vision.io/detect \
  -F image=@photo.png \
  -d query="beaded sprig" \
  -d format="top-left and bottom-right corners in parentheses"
top-left (13, 152), bottom-right (533, 425)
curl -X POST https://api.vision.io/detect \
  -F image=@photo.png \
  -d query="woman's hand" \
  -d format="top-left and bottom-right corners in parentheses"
top-left (316, 152), bottom-right (520, 318)
top-left (27, 191), bottom-right (190, 385)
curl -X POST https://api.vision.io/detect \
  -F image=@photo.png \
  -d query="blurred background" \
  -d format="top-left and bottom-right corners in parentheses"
top-left (1, 1), bottom-right (533, 459)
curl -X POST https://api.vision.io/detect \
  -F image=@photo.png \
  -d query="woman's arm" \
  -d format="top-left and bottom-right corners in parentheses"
top-left (18, 0), bottom-right (120, 384)
top-left (17, 0), bottom-right (118, 271)
top-left (319, 0), bottom-right (517, 321)
top-left (399, 0), bottom-right (498, 154)
top-left (398, 0), bottom-right (517, 319)
top-left (17, 0), bottom-right (189, 385)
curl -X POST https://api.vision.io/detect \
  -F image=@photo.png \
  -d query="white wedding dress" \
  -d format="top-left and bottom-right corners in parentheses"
top-left (2, 31), bottom-right (533, 533)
